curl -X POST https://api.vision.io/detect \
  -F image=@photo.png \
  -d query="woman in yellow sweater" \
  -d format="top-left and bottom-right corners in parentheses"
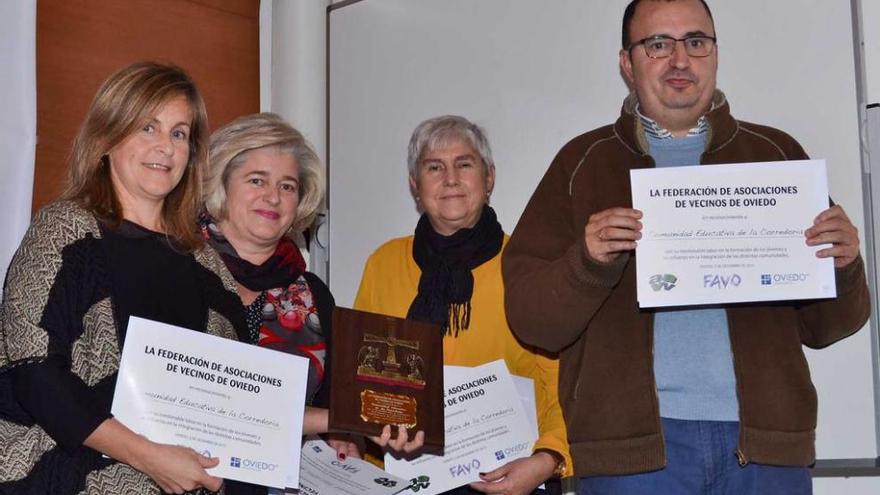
top-left (354, 115), bottom-right (571, 495)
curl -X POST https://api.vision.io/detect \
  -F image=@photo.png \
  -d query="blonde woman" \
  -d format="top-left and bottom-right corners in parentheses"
top-left (1, 62), bottom-right (249, 494)
top-left (201, 114), bottom-right (422, 483)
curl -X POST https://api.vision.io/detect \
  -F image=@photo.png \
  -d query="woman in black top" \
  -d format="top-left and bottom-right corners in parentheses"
top-left (0, 62), bottom-right (246, 494)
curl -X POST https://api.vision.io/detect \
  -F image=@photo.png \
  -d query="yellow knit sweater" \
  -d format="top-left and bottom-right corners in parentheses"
top-left (354, 235), bottom-right (572, 474)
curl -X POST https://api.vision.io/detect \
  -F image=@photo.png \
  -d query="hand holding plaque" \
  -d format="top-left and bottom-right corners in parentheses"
top-left (330, 307), bottom-right (444, 453)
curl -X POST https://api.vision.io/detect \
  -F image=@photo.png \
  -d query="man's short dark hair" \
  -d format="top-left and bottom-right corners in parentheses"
top-left (622, 0), bottom-right (714, 48)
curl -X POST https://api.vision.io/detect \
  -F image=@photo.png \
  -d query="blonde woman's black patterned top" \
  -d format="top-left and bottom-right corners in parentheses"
top-left (0, 202), bottom-right (251, 495)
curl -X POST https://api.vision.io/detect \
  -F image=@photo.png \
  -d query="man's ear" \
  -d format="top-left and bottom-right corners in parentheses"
top-left (620, 48), bottom-right (635, 85)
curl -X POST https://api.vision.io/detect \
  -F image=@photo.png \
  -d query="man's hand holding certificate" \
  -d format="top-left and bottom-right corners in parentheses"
top-left (629, 160), bottom-right (837, 307)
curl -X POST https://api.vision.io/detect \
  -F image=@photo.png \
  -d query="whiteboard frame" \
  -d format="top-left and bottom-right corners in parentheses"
top-left (851, 0), bottom-right (880, 459)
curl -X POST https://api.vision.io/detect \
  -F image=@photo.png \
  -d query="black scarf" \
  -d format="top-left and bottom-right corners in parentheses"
top-left (407, 205), bottom-right (503, 336)
top-left (199, 214), bottom-right (306, 292)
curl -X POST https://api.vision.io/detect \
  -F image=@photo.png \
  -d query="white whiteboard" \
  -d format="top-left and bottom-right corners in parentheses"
top-left (328, 0), bottom-right (875, 468)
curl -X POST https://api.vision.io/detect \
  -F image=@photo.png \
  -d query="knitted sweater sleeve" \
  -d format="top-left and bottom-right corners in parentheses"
top-left (1, 203), bottom-right (111, 450)
top-left (11, 358), bottom-right (111, 451)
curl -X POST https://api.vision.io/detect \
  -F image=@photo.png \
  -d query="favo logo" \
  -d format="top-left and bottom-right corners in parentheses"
top-left (449, 458), bottom-right (481, 478)
top-left (703, 274), bottom-right (741, 289)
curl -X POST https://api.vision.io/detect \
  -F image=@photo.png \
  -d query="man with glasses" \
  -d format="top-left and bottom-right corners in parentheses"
top-left (502, 0), bottom-right (869, 493)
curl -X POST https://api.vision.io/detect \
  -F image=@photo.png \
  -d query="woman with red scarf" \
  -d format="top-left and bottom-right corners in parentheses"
top-left (201, 115), bottom-right (419, 491)
top-left (201, 113), bottom-right (331, 411)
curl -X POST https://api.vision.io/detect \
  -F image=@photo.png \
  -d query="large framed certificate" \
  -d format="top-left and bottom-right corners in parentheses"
top-left (330, 308), bottom-right (445, 453)
top-left (112, 317), bottom-right (309, 489)
top-left (384, 360), bottom-right (538, 495)
top-left (630, 160), bottom-right (836, 308)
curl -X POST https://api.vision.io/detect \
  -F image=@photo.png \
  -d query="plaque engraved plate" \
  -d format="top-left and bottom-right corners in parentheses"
top-left (360, 389), bottom-right (418, 428)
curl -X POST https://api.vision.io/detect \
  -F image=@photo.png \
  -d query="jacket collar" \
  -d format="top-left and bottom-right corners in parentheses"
top-left (613, 89), bottom-right (737, 156)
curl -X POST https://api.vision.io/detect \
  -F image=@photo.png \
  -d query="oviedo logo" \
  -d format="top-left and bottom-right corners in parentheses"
top-left (761, 273), bottom-right (809, 285)
top-left (649, 274), bottom-right (678, 291)
top-left (228, 456), bottom-right (278, 472)
top-left (495, 441), bottom-right (530, 461)
top-left (408, 475), bottom-right (430, 492)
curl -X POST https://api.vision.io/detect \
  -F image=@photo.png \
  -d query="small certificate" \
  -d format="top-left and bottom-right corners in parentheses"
top-left (630, 160), bottom-right (836, 308)
top-left (298, 438), bottom-right (409, 495)
top-left (384, 360), bottom-right (537, 495)
top-left (112, 317), bottom-right (310, 488)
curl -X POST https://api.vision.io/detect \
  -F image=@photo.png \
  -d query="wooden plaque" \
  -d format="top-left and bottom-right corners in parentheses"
top-left (330, 307), bottom-right (444, 453)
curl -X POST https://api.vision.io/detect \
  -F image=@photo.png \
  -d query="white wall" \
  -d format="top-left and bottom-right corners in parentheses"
top-left (0, 1), bottom-right (36, 286)
top-left (864, 0), bottom-right (880, 104)
top-left (261, 0), bottom-right (329, 278)
top-left (264, 0), bottom-right (327, 165)
top-left (327, 1), bottom-right (879, 492)
top-left (329, 0), bottom-right (629, 304)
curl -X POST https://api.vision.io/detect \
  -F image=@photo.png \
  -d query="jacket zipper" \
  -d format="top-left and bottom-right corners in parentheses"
top-left (725, 307), bottom-right (749, 468)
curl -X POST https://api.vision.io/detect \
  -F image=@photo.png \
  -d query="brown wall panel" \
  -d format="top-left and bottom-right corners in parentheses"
top-left (35, 0), bottom-right (260, 212)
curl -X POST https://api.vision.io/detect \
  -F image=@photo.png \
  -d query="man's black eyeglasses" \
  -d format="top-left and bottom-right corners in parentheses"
top-left (628, 35), bottom-right (717, 59)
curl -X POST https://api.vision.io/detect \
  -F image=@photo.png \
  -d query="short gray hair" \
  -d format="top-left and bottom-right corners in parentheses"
top-left (204, 113), bottom-right (324, 233)
top-left (407, 115), bottom-right (494, 179)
